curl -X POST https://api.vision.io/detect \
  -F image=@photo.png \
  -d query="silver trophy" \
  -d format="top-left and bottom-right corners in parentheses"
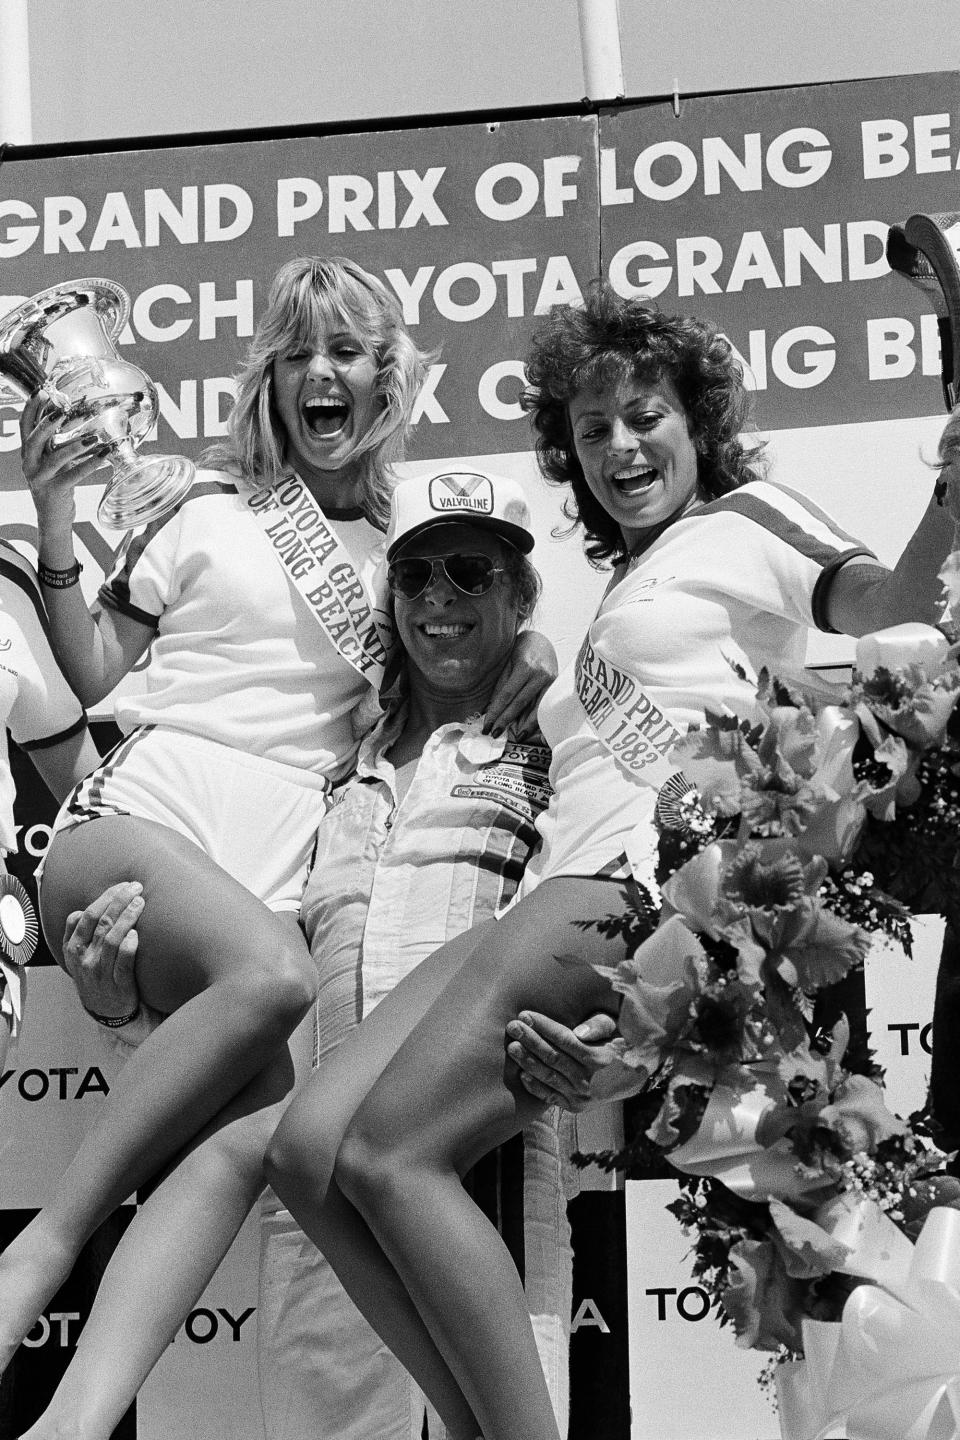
top-left (0, 278), bottom-right (196, 529)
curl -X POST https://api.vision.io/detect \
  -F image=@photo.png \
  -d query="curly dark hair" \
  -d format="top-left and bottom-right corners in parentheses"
top-left (522, 283), bottom-right (765, 566)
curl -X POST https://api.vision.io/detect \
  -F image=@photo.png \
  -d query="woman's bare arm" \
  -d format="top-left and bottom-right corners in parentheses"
top-left (20, 392), bottom-right (155, 704)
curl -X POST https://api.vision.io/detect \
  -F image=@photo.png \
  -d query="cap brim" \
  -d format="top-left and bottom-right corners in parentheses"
top-left (387, 514), bottom-right (535, 560)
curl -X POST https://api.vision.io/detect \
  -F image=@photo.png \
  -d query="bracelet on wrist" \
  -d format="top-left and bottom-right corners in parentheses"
top-left (38, 560), bottom-right (82, 589)
top-left (83, 1003), bottom-right (141, 1028)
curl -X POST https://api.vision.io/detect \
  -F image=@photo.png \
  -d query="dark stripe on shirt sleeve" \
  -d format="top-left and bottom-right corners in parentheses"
top-left (701, 489), bottom-right (876, 572)
top-left (811, 549), bottom-right (878, 632)
top-left (19, 712), bottom-right (89, 751)
top-left (98, 478), bottom-right (238, 627)
top-left (97, 583), bottom-right (161, 629)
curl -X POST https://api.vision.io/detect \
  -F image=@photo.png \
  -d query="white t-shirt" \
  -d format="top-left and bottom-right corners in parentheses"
top-left (524, 480), bottom-right (875, 889)
top-left (99, 471), bottom-right (385, 780)
top-left (0, 542), bottom-right (86, 851)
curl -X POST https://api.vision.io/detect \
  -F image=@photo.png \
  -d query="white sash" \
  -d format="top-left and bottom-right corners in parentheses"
top-left (574, 631), bottom-right (684, 789)
top-left (244, 475), bottom-right (392, 688)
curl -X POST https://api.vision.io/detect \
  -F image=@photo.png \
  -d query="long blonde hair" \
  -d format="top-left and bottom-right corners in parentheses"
top-left (205, 256), bottom-right (432, 527)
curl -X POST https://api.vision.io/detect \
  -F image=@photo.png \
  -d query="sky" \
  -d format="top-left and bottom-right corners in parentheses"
top-left (10, 0), bottom-right (960, 148)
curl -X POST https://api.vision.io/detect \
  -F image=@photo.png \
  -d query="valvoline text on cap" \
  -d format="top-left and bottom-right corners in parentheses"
top-left (428, 472), bottom-right (494, 515)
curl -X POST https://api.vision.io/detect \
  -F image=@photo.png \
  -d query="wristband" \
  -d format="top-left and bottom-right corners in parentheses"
top-left (38, 560), bottom-right (82, 589)
top-left (83, 1003), bottom-right (141, 1028)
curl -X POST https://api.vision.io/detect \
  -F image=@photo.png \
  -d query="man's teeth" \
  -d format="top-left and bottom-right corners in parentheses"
top-left (422, 623), bottom-right (470, 637)
top-left (613, 465), bottom-right (656, 486)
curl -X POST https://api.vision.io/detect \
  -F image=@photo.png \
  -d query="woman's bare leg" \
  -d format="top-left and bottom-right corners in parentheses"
top-left (270, 877), bottom-right (637, 1440)
top-left (18, 1015), bottom-right (313, 1440)
top-left (334, 877), bottom-right (636, 1440)
top-left (0, 818), bottom-right (315, 1375)
top-left (267, 925), bottom-right (488, 1440)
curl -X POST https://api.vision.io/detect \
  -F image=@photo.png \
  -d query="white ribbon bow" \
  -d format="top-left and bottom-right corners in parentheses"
top-left (777, 1205), bottom-right (960, 1440)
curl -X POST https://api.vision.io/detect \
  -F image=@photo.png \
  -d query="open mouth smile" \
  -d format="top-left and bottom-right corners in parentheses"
top-left (611, 464), bottom-right (658, 495)
top-left (303, 394), bottom-right (351, 438)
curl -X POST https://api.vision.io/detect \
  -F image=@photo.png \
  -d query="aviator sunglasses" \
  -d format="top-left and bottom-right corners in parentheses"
top-left (387, 552), bottom-right (506, 600)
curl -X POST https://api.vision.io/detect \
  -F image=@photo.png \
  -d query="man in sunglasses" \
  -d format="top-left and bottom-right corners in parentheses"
top-left (74, 469), bottom-right (576, 1440)
top-left (256, 468), bottom-right (579, 1440)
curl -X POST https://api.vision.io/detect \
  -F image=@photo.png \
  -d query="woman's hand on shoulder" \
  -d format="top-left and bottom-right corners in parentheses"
top-left (20, 391), bottom-right (112, 532)
top-left (484, 629), bottom-right (557, 738)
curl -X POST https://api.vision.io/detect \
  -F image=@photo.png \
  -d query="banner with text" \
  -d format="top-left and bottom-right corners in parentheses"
top-left (0, 114), bottom-right (600, 483)
top-left (598, 71), bottom-right (960, 429)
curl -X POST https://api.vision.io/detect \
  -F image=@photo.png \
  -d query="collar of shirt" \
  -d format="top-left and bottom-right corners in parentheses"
top-left (355, 703), bottom-right (509, 790)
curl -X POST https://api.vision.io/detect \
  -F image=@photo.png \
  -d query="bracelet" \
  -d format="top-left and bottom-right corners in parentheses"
top-left (83, 1003), bottom-right (141, 1028)
top-left (38, 560), bottom-right (82, 589)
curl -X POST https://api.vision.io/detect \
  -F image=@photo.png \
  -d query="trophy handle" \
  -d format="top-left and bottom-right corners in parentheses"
top-left (887, 213), bottom-right (960, 412)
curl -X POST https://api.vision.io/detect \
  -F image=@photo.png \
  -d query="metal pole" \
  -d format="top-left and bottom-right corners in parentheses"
top-left (577, 0), bottom-right (625, 101)
top-left (0, 0), bottom-right (33, 144)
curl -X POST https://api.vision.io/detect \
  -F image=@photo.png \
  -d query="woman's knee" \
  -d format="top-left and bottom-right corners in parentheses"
top-left (237, 929), bottom-right (317, 1035)
top-left (264, 1094), bottom-right (337, 1205)
top-left (270, 926), bottom-right (317, 1008)
top-left (333, 1127), bottom-right (381, 1215)
top-left (334, 1114), bottom-right (416, 1220)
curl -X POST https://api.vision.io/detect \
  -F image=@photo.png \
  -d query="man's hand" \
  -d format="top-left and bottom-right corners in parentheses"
top-left (62, 881), bottom-right (143, 1024)
top-left (505, 1010), bottom-right (645, 1111)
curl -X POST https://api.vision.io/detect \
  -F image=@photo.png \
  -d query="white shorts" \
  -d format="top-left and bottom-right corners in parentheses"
top-left (42, 726), bottom-right (332, 913)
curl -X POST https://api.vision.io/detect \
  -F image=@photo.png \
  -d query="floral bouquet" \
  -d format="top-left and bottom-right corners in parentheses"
top-left (585, 621), bottom-right (960, 1438)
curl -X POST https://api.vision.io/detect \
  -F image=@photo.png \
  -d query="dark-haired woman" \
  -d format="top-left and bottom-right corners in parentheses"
top-left (267, 282), bottom-right (959, 1440)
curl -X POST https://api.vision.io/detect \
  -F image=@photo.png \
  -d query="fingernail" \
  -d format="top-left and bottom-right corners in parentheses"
top-left (506, 1022), bottom-right (521, 1038)
top-left (519, 1012), bottom-right (533, 1025)
top-left (490, 726), bottom-right (502, 739)
top-left (81, 433), bottom-right (101, 447)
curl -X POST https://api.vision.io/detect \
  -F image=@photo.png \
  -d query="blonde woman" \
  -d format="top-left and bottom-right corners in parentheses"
top-left (0, 257), bottom-right (551, 1440)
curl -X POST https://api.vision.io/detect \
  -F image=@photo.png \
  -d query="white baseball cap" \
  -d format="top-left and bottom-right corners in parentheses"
top-left (385, 470), bottom-right (535, 560)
